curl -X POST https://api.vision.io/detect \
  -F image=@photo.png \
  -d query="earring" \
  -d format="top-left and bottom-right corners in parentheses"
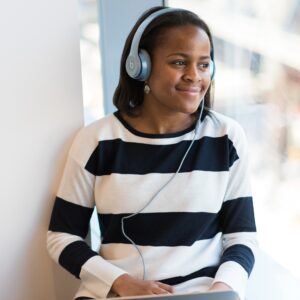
top-left (144, 83), bottom-right (151, 94)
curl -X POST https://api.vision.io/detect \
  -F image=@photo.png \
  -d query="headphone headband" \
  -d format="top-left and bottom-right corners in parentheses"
top-left (126, 7), bottom-right (215, 81)
top-left (129, 8), bottom-right (186, 58)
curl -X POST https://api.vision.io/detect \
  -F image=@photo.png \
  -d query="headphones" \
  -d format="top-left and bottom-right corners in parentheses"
top-left (125, 7), bottom-right (216, 82)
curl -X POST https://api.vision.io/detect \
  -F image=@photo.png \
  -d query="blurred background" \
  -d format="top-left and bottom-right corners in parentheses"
top-left (78, 0), bottom-right (300, 280)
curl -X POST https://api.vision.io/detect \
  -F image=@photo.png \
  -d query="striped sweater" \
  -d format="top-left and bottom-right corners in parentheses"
top-left (47, 109), bottom-right (257, 300)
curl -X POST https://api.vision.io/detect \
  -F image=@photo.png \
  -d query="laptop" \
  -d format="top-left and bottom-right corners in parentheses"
top-left (103, 291), bottom-right (240, 300)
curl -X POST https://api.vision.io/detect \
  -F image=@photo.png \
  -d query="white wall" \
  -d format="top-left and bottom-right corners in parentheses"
top-left (0, 1), bottom-right (83, 299)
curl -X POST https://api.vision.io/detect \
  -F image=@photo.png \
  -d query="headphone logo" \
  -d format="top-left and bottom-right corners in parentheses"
top-left (129, 60), bottom-right (134, 70)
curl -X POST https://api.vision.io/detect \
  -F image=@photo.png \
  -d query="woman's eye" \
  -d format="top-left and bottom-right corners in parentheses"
top-left (199, 63), bottom-right (210, 69)
top-left (173, 60), bottom-right (185, 66)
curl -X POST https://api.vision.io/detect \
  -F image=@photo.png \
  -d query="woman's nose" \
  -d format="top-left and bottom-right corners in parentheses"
top-left (182, 65), bottom-right (201, 82)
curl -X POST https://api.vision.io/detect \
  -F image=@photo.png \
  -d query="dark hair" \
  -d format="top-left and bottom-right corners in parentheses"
top-left (113, 6), bottom-right (215, 116)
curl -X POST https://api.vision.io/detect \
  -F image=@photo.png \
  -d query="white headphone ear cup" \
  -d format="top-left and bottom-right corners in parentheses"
top-left (126, 54), bottom-right (141, 79)
top-left (137, 49), bottom-right (151, 81)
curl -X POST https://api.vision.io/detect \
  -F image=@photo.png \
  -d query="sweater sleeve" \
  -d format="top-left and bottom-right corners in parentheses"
top-left (47, 128), bottom-right (126, 298)
top-left (212, 123), bottom-right (258, 300)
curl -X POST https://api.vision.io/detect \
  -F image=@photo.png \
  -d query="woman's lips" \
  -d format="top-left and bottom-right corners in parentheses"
top-left (176, 86), bottom-right (201, 95)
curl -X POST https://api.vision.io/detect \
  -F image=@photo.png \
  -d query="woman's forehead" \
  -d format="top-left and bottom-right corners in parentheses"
top-left (153, 25), bottom-right (211, 55)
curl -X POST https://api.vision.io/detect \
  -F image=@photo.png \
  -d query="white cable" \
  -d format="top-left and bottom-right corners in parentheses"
top-left (121, 100), bottom-right (205, 280)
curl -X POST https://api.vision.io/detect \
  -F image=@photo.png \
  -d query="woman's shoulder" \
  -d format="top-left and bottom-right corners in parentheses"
top-left (206, 109), bottom-right (240, 127)
top-left (74, 112), bottom-right (115, 141)
top-left (68, 113), bottom-right (118, 165)
top-left (206, 109), bottom-right (246, 135)
top-left (205, 109), bottom-right (248, 149)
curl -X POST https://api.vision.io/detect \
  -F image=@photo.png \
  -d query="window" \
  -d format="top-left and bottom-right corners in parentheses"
top-left (168, 0), bottom-right (300, 279)
top-left (79, 0), bottom-right (104, 125)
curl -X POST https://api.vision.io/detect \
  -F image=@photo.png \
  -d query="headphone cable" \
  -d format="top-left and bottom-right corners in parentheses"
top-left (121, 99), bottom-right (205, 280)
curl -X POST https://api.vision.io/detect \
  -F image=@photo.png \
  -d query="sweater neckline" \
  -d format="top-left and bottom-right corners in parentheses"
top-left (113, 111), bottom-right (198, 139)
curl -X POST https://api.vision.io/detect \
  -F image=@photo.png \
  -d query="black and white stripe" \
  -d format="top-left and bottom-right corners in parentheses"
top-left (85, 135), bottom-right (238, 176)
top-left (47, 110), bottom-right (257, 300)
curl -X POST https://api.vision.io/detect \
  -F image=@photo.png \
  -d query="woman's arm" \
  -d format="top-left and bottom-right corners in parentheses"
top-left (47, 129), bottom-right (127, 299)
top-left (211, 122), bottom-right (258, 300)
top-left (111, 273), bottom-right (174, 296)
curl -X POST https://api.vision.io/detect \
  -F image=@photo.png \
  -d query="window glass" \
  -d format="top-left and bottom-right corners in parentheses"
top-left (168, 0), bottom-right (300, 279)
top-left (79, 0), bottom-right (104, 125)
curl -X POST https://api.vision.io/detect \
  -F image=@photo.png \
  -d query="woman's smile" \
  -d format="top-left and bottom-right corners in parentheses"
top-left (175, 85), bottom-right (202, 96)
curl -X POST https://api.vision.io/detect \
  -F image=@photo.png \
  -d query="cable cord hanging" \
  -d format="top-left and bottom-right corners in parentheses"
top-left (121, 99), bottom-right (205, 280)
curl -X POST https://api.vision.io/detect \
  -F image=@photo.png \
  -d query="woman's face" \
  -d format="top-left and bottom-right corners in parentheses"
top-left (145, 25), bottom-right (211, 115)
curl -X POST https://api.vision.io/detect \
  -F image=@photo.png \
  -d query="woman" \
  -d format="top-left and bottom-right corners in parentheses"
top-left (47, 6), bottom-right (257, 300)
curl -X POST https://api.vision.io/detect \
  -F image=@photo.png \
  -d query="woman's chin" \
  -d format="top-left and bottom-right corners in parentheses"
top-left (180, 104), bottom-right (202, 115)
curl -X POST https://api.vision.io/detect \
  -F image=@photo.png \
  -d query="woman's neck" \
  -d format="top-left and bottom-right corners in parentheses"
top-left (121, 107), bottom-right (196, 135)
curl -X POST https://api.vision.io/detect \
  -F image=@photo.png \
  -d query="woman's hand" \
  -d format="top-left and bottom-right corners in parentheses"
top-left (208, 282), bottom-right (232, 293)
top-left (111, 273), bottom-right (174, 297)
